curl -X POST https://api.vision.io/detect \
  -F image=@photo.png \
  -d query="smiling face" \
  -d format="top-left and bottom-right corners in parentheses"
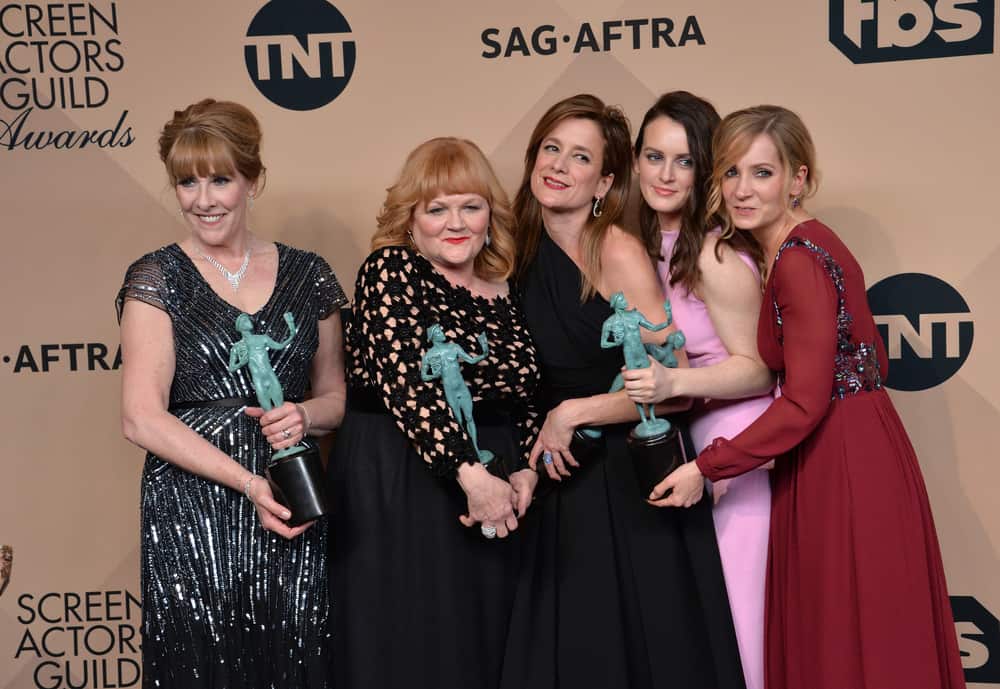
top-left (634, 116), bottom-right (696, 228)
top-left (529, 117), bottom-right (613, 215)
top-left (175, 169), bottom-right (256, 247)
top-left (410, 192), bottom-right (490, 274)
top-left (721, 133), bottom-right (805, 236)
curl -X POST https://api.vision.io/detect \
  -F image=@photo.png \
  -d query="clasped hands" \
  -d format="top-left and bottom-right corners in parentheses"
top-left (457, 463), bottom-right (537, 539)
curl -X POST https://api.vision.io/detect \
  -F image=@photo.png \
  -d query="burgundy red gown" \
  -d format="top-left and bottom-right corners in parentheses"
top-left (695, 220), bottom-right (965, 689)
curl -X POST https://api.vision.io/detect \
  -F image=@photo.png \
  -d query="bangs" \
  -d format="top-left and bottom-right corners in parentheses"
top-left (165, 129), bottom-right (237, 183)
top-left (715, 127), bottom-right (757, 174)
top-left (412, 144), bottom-right (492, 205)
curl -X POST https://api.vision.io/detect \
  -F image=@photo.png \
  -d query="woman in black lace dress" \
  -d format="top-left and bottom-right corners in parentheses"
top-left (117, 99), bottom-right (345, 688)
top-left (328, 137), bottom-right (541, 689)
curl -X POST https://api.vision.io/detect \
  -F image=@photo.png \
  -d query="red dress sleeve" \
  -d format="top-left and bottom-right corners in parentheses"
top-left (695, 246), bottom-right (839, 481)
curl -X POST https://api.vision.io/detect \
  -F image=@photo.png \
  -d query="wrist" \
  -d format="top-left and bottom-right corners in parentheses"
top-left (456, 461), bottom-right (486, 487)
top-left (296, 402), bottom-right (312, 434)
top-left (557, 398), bottom-right (582, 427)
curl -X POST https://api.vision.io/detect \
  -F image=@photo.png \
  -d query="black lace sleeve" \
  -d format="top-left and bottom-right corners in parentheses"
top-left (313, 254), bottom-right (348, 319)
top-left (116, 253), bottom-right (167, 323)
top-left (354, 247), bottom-right (480, 477)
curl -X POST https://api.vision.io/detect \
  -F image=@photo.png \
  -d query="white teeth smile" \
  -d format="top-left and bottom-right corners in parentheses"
top-left (200, 215), bottom-right (223, 222)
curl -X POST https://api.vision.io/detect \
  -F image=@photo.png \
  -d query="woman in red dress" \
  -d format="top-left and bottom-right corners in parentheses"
top-left (638, 105), bottom-right (965, 689)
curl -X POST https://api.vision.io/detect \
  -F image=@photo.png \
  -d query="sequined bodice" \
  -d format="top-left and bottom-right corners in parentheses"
top-left (117, 243), bottom-right (345, 407)
top-left (766, 224), bottom-right (885, 401)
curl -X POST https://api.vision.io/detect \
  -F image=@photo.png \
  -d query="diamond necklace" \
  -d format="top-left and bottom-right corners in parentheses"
top-left (194, 245), bottom-right (251, 290)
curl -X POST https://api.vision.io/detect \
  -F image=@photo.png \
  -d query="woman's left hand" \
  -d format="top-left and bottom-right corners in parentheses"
top-left (529, 402), bottom-right (578, 480)
top-left (245, 402), bottom-right (307, 451)
top-left (622, 357), bottom-right (679, 404)
top-left (647, 461), bottom-right (705, 508)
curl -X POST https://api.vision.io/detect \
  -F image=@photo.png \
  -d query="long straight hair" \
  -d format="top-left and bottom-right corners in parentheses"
top-left (513, 94), bottom-right (639, 299)
top-left (634, 91), bottom-right (762, 292)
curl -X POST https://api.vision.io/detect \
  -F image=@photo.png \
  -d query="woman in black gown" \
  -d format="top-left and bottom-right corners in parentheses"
top-left (328, 137), bottom-right (541, 689)
top-left (117, 99), bottom-right (346, 687)
top-left (500, 94), bottom-right (745, 689)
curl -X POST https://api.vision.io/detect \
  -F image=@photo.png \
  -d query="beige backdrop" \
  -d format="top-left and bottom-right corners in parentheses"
top-left (1, 1), bottom-right (996, 687)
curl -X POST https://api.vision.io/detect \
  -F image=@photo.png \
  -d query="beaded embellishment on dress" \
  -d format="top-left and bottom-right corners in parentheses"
top-left (772, 237), bottom-right (883, 400)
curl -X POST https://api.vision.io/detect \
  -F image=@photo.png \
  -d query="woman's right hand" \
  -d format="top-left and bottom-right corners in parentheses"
top-left (247, 477), bottom-right (314, 540)
top-left (456, 463), bottom-right (519, 538)
top-left (622, 356), bottom-right (681, 404)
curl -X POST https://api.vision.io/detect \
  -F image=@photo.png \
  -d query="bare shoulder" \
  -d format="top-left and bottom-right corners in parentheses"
top-left (601, 225), bottom-right (650, 269)
top-left (698, 235), bottom-right (758, 287)
top-left (598, 225), bottom-right (661, 302)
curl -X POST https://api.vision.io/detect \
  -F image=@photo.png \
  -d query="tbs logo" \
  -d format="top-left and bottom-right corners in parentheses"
top-left (244, 0), bottom-right (357, 111)
top-left (830, 0), bottom-right (994, 63)
top-left (867, 273), bottom-right (973, 391)
top-left (952, 596), bottom-right (1000, 683)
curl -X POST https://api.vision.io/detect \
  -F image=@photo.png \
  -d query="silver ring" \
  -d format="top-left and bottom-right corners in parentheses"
top-left (542, 451), bottom-right (554, 465)
top-left (282, 429), bottom-right (292, 440)
top-left (480, 524), bottom-right (497, 539)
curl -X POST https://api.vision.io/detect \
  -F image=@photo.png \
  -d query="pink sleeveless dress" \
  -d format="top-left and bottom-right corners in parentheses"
top-left (658, 229), bottom-right (773, 689)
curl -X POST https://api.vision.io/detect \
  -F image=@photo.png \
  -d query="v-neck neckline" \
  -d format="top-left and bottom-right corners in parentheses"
top-left (171, 242), bottom-right (284, 317)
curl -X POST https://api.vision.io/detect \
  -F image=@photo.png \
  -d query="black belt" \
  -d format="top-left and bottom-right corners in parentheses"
top-left (347, 387), bottom-right (519, 424)
top-left (169, 396), bottom-right (301, 411)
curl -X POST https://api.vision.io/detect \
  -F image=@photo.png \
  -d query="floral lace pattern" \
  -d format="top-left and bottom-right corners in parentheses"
top-left (346, 245), bottom-right (540, 476)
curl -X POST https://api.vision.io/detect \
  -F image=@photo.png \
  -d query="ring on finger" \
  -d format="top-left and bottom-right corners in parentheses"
top-left (282, 428), bottom-right (292, 440)
top-left (542, 451), bottom-right (554, 465)
top-left (480, 524), bottom-right (497, 539)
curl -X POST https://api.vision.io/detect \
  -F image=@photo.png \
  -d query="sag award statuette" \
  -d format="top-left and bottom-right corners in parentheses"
top-left (600, 292), bottom-right (687, 498)
top-left (420, 324), bottom-right (506, 472)
top-left (229, 312), bottom-right (331, 526)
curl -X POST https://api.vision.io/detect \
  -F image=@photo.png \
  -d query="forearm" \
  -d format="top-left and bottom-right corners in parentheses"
top-left (671, 356), bottom-right (774, 401)
top-left (561, 389), bottom-right (640, 427)
top-left (122, 408), bottom-right (252, 491)
top-left (299, 391), bottom-right (345, 436)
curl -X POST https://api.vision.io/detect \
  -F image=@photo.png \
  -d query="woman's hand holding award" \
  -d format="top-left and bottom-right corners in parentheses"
top-left (600, 292), bottom-right (687, 500)
top-left (229, 311), bottom-right (331, 526)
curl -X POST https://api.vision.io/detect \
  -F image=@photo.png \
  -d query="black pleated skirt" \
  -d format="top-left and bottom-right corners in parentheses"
top-left (500, 424), bottom-right (746, 689)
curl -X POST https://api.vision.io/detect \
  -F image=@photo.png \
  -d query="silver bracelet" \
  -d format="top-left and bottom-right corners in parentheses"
top-left (296, 402), bottom-right (312, 434)
top-left (243, 475), bottom-right (257, 502)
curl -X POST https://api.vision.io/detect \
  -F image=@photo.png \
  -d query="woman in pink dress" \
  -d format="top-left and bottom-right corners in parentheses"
top-left (625, 91), bottom-right (774, 689)
top-left (632, 105), bottom-right (965, 689)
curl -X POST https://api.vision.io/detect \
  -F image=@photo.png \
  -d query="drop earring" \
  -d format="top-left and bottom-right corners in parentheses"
top-left (592, 196), bottom-right (604, 218)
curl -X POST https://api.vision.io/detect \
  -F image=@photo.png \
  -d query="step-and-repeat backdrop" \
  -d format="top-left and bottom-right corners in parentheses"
top-left (1, 1), bottom-right (997, 686)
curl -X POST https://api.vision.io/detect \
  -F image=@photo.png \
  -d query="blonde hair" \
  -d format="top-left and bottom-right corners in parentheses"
top-left (513, 94), bottom-right (640, 300)
top-left (372, 137), bottom-right (516, 282)
top-left (707, 105), bottom-right (819, 238)
top-left (158, 99), bottom-right (266, 192)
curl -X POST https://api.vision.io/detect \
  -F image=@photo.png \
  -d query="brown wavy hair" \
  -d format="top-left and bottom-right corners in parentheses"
top-left (371, 137), bottom-right (516, 282)
top-left (513, 94), bottom-right (640, 299)
top-left (707, 105), bottom-right (819, 240)
top-left (635, 91), bottom-right (763, 291)
top-left (158, 99), bottom-right (266, 192)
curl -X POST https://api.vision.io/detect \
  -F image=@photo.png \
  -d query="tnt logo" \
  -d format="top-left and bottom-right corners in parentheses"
top-left (952, 596), bottom-right (1000, 683)
top-left (867, 273), bottom-right (973, 391)
top-left (830, 0), bottom-right (994, 63)
top-left (244, 0), bottom-right (356, 111)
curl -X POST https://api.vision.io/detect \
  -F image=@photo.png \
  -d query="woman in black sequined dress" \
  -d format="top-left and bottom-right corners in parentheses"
top-left (327, 137), bottom-right (541, 689)
top-left (117, 99), bottom-right (346, 688)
